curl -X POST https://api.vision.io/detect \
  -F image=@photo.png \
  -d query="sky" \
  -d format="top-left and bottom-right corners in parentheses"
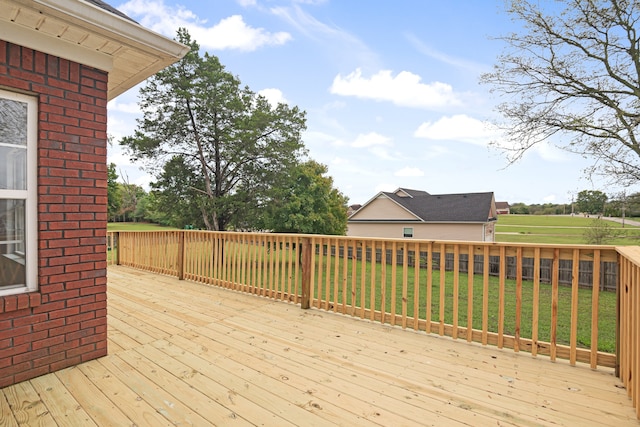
top-left (106, 0), bottom-right (630, 207)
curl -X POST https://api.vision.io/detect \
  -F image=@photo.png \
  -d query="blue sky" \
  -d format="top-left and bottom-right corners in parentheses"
top-left (106, 0), bottom-right (626, 206)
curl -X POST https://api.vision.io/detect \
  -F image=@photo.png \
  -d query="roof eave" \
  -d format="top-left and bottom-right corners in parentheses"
top-left (5, 0), bottom-right (189, 100)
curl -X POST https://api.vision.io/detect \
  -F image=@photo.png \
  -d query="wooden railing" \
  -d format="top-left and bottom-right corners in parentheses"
top-left (106, 230), bottom-right (640, 417)
top-left (107, 230), bottom-right (619, 363)
top-left (617, 246), bottom-right (640, 418)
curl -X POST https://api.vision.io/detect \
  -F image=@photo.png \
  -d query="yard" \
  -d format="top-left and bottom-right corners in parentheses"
top-left (496, 214), bottom-right (640, 245)
top-left (317, 254), bottom-right (617, 353)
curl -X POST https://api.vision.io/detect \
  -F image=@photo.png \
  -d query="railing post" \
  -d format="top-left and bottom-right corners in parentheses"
top-left (300, 237), bottom-right (311, 309)
top-left (177, 231), bottom-right (185, 280)
top-left (115, 231), bottom-right (121, 266)
top-left (616, 252), bottom-right (621, 378)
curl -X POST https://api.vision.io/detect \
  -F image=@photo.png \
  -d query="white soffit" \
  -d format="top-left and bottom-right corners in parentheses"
top-left (1, 0), bottom-right (189, 100)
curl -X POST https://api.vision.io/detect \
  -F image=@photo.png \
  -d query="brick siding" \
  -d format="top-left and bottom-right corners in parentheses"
top-left (0, 41), bottom-right (108, 387)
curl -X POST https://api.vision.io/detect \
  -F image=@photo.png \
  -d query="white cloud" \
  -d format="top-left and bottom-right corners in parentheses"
top-left (237, 0), bottom-right (256, 6)
top-left (107, 148), bottom-right (132, 167)
top-left (395, 167), bottom-right (424, 177)
top-left (133, 174), bottom-right (154, 189)
top-left (331, 157), bottom-right (349, 165)
top-left (271, 5), bottom-right (378, 69)
top-left (405, 33), bottom-right (488, 75)
top-left (107, 114), bottom-right (137, 142)
top-left (530, 142), bottom-right (570, 162)
top-left (369, 147), bottom-right (398, 160)
top-left (375, 183), bottom-right (396, 194)
top-left (414, 114), bottom-right (500, 146)
top-left (293, 0), bottom-right (329, 4)
top-left (258, 88), bottom-right (288, 107)
top-left (119, 0), bottom-right (291, 51)
top-left (422, 145), bottom-right (452, 159)
top-left (303, 130), bottom-right (345, 147)
top-left (489, 130), bottom-right (569, 162)
top-left (330, 68), bottom-right (462, 109)
top-left (107, 100), bottom-right (140, 114)
top-left (202, 15), bottom-right (291, 51)
top-left (351, 132), bottom-right (391, 148)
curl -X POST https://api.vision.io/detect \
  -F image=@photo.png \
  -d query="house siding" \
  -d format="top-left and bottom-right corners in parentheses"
top-left (347, 222), bottom-right (488, 241)
top-left (349, 196), bottom-right (418, 220)
top-left (0, 41), bottom-right (108, 387)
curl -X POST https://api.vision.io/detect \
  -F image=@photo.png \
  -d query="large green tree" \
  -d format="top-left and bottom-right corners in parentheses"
top-left (121, 29), bottom-right (307, 231)
top-left (575, 190), bottom-right (608, 215)
top-left (624, 192), bottom-right (640, 217)
top-left (107, 163), bottom-right (121, 222)
top-left (261, 160), bottom-right (349, 235)
top-left (117, 182), bottom-right (146, 222)
top-left (608, 191), bottom-right (640, 217)
top-left (148, 155), bottom-right (209, 228)
top-left (482, 0), bottom-right (640, 186)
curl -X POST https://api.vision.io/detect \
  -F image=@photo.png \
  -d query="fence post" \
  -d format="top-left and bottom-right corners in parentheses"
top-left (300, 237), bottom-right (311, 309)
top-left (177, 231), bottom-right (185, 280)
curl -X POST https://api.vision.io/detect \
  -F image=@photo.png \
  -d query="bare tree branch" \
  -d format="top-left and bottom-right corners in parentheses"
top-left (482, 0), bottom-right (640, 184)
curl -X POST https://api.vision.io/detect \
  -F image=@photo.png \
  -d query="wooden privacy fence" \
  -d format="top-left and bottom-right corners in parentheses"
top-left (336, 246), bottom-right (617, 291)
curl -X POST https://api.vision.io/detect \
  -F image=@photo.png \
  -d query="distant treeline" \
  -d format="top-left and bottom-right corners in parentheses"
top-left (509, 203), bottom-right (574, 215)
top-left (511, 191), bottom-right (640, 216)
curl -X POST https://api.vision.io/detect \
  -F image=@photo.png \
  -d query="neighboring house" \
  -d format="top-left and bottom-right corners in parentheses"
top-left (496, 201), bottom-right (510, 215)
top-left (347, 188), bottom-right (497, 242)
top-left (0, 0), bottom-right (187, 387)
top-left (347, 204), bottom-right (362, 217)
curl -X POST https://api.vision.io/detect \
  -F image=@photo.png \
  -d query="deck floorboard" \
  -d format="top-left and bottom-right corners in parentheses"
top-left (1, 265), bottom-right (638, 426)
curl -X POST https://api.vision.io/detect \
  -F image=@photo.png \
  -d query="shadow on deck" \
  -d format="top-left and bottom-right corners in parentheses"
top-left (1, 266), bottom-right (637, 426)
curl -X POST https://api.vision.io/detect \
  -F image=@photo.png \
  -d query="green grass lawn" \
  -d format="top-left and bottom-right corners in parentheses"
top-left (496, 214), bottom-right (640, 245)
top-left (312, 255), bottom-right (616, 353)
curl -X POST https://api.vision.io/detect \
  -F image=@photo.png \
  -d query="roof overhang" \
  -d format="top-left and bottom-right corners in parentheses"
top-left (1, 0), bottom-right (189, 100)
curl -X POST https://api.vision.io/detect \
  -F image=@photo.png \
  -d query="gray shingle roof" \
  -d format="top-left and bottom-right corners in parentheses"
top-left (83, 0), bottom-right (137, 22)
top-left (381, 188), bottom-right (495, 223)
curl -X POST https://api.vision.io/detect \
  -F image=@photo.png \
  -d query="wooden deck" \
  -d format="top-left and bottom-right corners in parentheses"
top-left (1, 266), bottom-right (638, 426)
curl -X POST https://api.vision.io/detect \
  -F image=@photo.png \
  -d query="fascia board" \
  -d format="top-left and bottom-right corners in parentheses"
top-left (31, 0), bottom-right (188, 58)
top-left (0, 19), bottom-right (113, 71)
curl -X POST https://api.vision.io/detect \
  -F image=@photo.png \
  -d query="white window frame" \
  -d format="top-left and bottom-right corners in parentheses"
top-left (0, 89), bottom-right (37, 296)
top-left (403, 227), bottom-right (414, 238)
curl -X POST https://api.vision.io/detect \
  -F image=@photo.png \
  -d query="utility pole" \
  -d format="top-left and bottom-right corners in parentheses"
top-left (571, 195), bottom-right (574, 215)
top-left (622, 190), bottom-right (626, 228)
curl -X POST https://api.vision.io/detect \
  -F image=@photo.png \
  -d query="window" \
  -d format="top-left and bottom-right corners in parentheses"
top-left (0, 89), bottom-right (37, 296)
top-left (403, 227), bottom-right (413, 238)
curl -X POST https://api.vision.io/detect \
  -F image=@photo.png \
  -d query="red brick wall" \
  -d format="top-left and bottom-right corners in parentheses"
top-left (0, 41), bottom-right (108, 387)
